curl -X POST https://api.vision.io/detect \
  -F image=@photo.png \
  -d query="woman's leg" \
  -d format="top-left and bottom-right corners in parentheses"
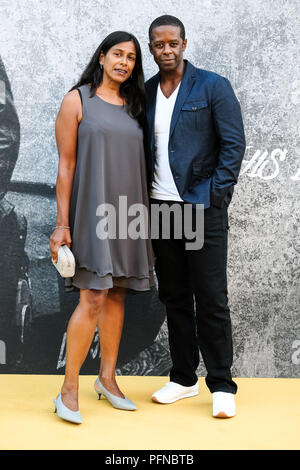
top-left (59, 288), bottom-right (108, 411)
top-left (95, 286), bottom-right (126, 398)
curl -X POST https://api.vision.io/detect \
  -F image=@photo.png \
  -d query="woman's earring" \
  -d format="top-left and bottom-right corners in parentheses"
top-left (99, 64), bottom-right (103, 71)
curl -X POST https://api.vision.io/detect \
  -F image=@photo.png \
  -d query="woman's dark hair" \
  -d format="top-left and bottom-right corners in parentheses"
top-left (70, 31), bottom-right (146, 128)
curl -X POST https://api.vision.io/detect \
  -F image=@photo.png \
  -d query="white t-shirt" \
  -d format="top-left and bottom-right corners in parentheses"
top-left (150, 82), bottom-right (183, 201)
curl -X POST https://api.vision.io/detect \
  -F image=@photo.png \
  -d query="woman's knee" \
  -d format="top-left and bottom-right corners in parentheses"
top-left (80, 288), bottom-right (108, 315)
top-left (107, 286), bottom-right (126, 303)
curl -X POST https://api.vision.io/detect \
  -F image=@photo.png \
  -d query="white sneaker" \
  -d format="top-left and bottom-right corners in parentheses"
top-left (152, 381), bottom-right (199, 404)
top-left (212, 392), bottom-right (236, 418)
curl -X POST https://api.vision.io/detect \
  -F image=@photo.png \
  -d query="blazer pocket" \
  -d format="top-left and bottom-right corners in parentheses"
top-left (193, 163), bottom-right (214, 178)
top-left (181, 101), bottom-right (208, 111)
top-left (181, 101), bottom-right (209, 129)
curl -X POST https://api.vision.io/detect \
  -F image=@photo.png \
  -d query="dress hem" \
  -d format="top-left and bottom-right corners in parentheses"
top-left (64, 262), bottom-right (154, 294)
top-left (73, 261), bottom-right (154, 280)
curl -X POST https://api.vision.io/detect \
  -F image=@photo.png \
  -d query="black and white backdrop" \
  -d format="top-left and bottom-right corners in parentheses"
top-left (0, 0), bottom-right (299, 378)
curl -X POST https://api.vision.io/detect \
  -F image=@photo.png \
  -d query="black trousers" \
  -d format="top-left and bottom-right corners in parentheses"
top-left (150, 199), bottom-right (237, 394)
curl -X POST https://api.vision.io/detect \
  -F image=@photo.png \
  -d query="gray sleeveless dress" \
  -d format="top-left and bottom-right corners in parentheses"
top-left (64, 84), bottom-right (154, 293)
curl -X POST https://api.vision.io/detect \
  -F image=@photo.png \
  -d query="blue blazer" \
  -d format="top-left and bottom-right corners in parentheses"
top-left (145, 60), bottom-right (246, 209)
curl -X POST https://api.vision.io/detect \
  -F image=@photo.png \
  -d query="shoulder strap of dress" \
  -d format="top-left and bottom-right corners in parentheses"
top-left (76, 87), bottom-right (82, 105)
top-left (76, 84), bottom-right (89, 118)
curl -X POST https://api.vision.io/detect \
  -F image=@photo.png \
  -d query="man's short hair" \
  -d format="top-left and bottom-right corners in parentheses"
top-left (148, 15), bottom-right (185, 42)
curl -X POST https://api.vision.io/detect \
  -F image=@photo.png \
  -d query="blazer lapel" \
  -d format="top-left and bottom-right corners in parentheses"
top-left (146, 60), bottom-right (197, 153)
top-left (169, 60), bottom-right (197, 138)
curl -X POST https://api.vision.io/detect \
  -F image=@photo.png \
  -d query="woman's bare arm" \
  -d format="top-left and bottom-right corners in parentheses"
top-left (49, 89), bottom-right (82, 262)
top-left (55, 90), bottom-right (82, 226)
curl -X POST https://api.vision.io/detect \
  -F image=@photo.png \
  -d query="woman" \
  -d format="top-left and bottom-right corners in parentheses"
top-left (49, 31), bottom-right (154, 424)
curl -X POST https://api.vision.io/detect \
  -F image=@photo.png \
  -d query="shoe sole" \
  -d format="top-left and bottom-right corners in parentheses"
top-left (152, 390), bottom-right (199, 404)
top-left (213, 411), bottom-right (235, 418)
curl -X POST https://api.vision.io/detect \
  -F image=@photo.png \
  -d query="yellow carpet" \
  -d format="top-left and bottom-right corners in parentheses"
top-left (0, 375), bottom-right (299, 450)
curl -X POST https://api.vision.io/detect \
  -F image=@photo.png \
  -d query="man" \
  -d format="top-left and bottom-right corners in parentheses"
top-left (145, 15), bottom-right (246, 417)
